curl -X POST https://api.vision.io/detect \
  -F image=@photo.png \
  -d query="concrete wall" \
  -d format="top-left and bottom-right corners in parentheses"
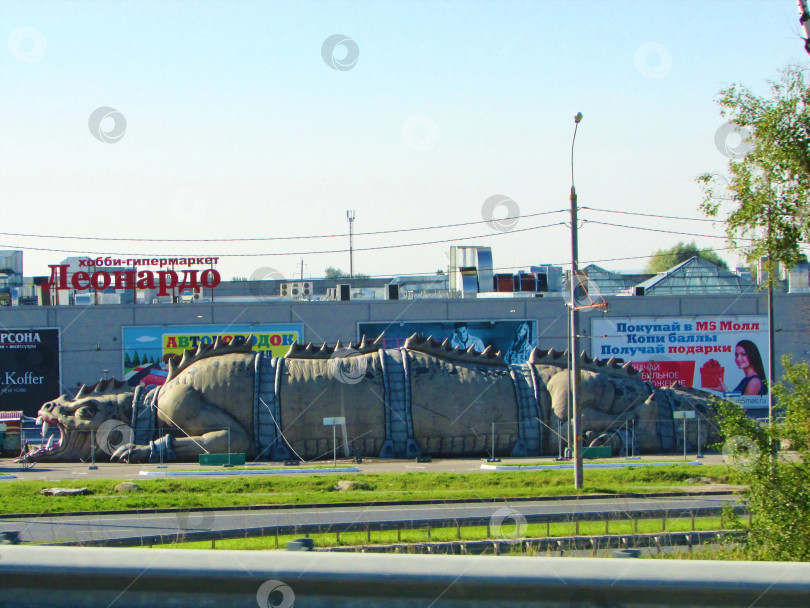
top-left (1, 293), bottom-right (808, 398)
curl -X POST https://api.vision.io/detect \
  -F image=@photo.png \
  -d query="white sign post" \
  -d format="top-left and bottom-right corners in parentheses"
top-left (323, 417), bottom-right (347, 467)
top-left (673, 410), bottom-right (696, 461)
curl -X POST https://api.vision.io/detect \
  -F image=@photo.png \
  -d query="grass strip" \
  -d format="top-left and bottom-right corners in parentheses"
top-left (0, 464), bottom-right (740, 516)
top-left (153, 516), bottom-right (730, 551)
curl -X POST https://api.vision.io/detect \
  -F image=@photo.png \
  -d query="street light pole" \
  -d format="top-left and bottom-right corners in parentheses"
top-left (570, 111), bottom-right (584, 489)
top-left (347, 210), bottom-right (356, 279)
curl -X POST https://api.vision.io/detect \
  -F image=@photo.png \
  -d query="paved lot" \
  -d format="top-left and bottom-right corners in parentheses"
top-left (0, 453), bottom-right (728, 481)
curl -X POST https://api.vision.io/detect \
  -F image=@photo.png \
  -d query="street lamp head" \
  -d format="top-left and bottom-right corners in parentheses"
top-left (574, 112), bottom-right (583, 124)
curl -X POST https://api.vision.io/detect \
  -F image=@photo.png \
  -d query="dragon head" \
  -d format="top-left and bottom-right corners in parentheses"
top-left (21, 379), bottom-right (135, 462)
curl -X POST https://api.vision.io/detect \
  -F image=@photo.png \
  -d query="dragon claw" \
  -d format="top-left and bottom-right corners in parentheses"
top-left (110, 443), bottom-right (148, 463)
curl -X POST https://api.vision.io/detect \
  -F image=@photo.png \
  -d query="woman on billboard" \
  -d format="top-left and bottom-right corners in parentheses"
top-left (721, 339), bottom-right (768, 396)
top-left (504, 321), bottom-right (534, 365)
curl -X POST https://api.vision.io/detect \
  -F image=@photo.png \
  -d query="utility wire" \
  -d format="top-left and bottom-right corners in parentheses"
top-left (0, 221), bottom-right (568, 258)
top-left (582, 220), bottom-right (751, 241)
top-left (581, 206), bottom-right (720, 223)
top-left (0, 209), bottom-right (568, 243)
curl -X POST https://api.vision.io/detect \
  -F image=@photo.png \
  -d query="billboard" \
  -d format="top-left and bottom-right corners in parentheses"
top-left (358, 320), bottom-right (537, 364)
top-left (122, 324), bottom-right (303, 386)
top-left (0, 328), bottom-right (61, 417)
top-left (591, 316), bottom-right (769, 409)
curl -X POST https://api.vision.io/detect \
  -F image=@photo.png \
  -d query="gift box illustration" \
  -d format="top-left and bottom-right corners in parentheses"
top-left (700, 359), bottom-right (725, 390)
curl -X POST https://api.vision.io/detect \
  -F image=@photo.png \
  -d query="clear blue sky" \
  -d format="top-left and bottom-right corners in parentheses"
top-left (1, 0), bottom-right (807, 281)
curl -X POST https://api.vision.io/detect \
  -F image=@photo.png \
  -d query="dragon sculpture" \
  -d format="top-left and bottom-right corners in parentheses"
top-left (21, 334), bottom-right (720, 463)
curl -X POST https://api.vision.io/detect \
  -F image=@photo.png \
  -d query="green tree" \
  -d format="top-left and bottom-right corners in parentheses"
top-left (715, 358), bottom-right (810, 561)
top-left (324, 266), bottom-right (369, 279)
top-left (644, 241), bottom-right (729, 273)
top-left (697, 66), bottom-right (810, 277)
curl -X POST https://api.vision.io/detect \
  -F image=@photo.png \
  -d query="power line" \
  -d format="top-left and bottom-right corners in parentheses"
top-left (581, 206), bottom-right (720, 223)
top-left (0, 209), bottom-right (568, 243)
top-left (582, 220), bottom-right (751, 241)
top-left (0, 221), bottom-right (568, 258)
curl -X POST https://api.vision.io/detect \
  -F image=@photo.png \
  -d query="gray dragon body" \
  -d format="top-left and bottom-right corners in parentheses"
top-left (24, 334), bottom-right (719, 463)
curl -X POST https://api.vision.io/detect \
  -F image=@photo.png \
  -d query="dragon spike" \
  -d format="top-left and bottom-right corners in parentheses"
top-left (334, 340), bottom-right (343, 350)
top-left (527, 348), bottom-right (544, 364)
top-left (465, 345), bottom-right (478, 355)
top-left (372, 332), bottom-right (385, 346)
top-left (481, 345), bottom-right (496, 358)
top-left (109, 379), bottom-right (125, 392)
top-left (75, 384), bottom-right (91, 398)
top-left (180, 350), bottom-right (194, 368)
top-left (441, 338), bottom-right (452, 351)
top-left (359, 335), bottom-right (369, 349)
top-left (623, 362), bottom-right (638, 374)
top-left (595, 358), bottom-right (608, 367)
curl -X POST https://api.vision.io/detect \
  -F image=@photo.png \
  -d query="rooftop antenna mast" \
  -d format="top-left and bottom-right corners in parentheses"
top-left (347, 210), bottom-right (356, 279)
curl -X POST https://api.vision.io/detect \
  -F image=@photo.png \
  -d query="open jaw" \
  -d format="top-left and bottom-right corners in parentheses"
top-left (18, 415), bottom-right (82, 461)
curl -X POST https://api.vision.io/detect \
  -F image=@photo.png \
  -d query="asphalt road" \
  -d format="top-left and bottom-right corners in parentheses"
top-left (0, 453), bottom-right (728, 481)
top-left (0, 494), bottom-right (741, 545)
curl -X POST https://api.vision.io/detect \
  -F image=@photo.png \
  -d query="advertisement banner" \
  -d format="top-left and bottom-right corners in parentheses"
top-left (122, 324), bottom-right (303, 386)
top-left (358, 320), bottom-right (537, 365)
top-left (591, 316), bottom-right (769, 409)
top-left (0, 328), bottom-right (61, 417)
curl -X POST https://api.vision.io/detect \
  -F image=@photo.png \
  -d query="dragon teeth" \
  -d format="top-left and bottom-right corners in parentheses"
top-left (45, 435), bottom-right (54, 450)
top-left (42, 421), bottom-right (50, 437)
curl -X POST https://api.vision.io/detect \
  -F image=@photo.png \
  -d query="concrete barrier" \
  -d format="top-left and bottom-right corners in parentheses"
top-left (1, 545), bottom-right (809, 607)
